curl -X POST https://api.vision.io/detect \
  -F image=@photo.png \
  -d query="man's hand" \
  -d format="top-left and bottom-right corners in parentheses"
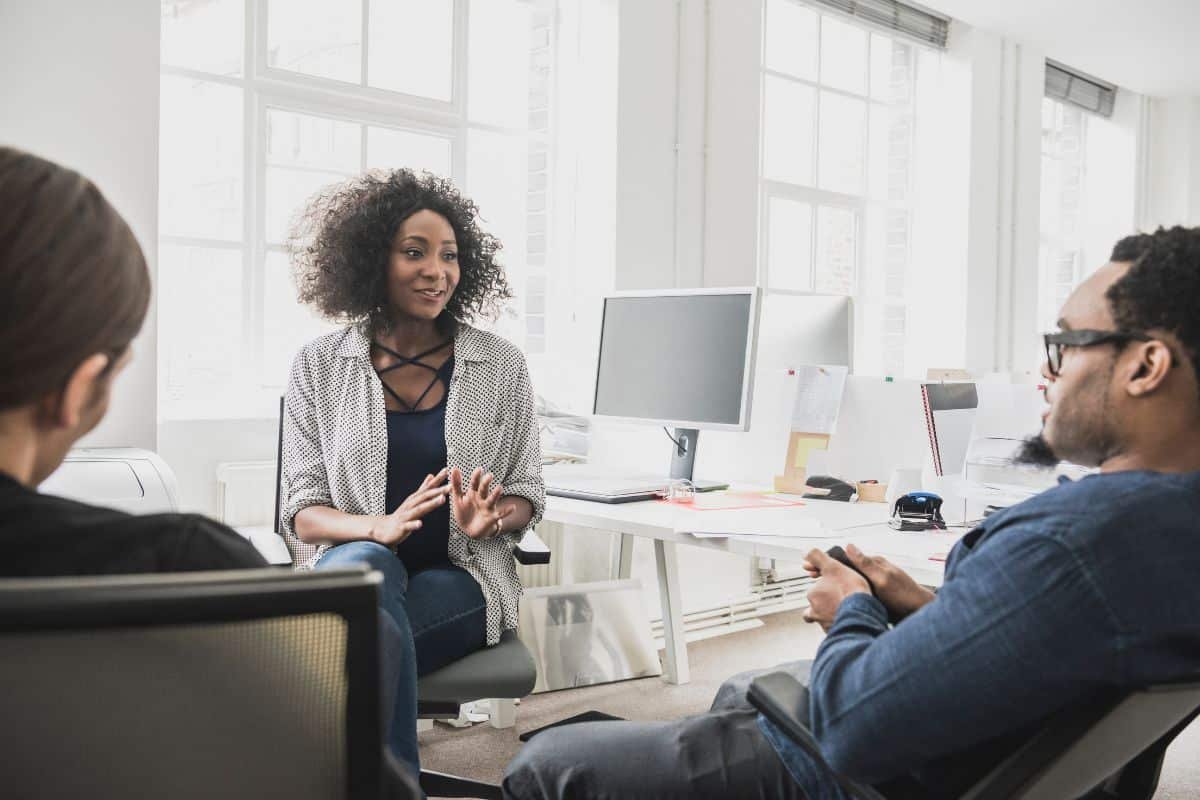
top-left (843, 544), bottom-right (935, 621)
top-left (450, 466), bottom-right (510, 540)
top-left (802, 548), bottom-right (871, 632)
top-left (369, 468), bottom-right (450, 547)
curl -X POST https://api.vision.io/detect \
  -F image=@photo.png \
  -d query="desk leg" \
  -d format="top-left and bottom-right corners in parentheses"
top-left (617, 533), bottom-right (634, 579)
top-left (654, 540), bottom-right (690, 685)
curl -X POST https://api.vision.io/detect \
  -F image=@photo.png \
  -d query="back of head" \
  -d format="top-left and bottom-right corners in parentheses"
top-left (1108, 226), bottom-right (1200, 412)
top-left (0, 147), bottom-right (150, 411)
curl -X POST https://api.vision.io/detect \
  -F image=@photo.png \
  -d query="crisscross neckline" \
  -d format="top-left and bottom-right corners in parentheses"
top-left (372, 338), bottom-right (453, 413)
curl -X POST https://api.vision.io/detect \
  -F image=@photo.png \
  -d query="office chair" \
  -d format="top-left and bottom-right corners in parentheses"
top-left (276, 397), bottom-right (550, 799)
top-left (0, 567), bottom-right (419, 800)
top-left (748, 670), bottom-right (1200, 800)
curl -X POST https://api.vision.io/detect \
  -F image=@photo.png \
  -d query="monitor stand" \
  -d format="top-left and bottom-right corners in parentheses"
top-left (668, 428), bottom-right (727, 492)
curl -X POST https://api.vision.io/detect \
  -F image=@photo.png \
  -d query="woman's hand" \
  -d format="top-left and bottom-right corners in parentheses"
top-left (369, 468), bottom-right (451, 547)
top-left (450, 466), bottom-right (509, 540)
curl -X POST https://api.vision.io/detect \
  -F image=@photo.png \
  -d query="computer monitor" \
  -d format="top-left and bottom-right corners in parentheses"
top-left (592, 287), bottom-right (761, 483)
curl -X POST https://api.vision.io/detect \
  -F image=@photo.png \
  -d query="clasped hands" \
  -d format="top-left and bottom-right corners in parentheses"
top-left (801, 544), bottom-right (936, 632)
top-left (369, 466), bottom-right (510, 546)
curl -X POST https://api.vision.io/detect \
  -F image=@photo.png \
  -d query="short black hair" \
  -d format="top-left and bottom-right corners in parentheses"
top-left (1108, 226), bottom-right (1200, 383)
top-left (289, 169), bottom-right (512, 333)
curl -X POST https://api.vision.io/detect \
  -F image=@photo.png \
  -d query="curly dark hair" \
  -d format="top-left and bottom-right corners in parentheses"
top-left (289, 169), bottom-right (512, 333)
top-left (1107, 226), bottom-right (1200, 384)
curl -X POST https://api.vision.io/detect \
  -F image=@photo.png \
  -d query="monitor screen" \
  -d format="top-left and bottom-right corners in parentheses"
top-left (593, 290), bottom-right (757, 429)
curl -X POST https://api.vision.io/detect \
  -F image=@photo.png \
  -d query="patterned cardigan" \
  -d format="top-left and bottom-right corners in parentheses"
top-left (280, 322), bottom-right (545, 646)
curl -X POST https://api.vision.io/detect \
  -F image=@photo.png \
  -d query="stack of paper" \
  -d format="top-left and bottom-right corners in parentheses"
top-left (674, 509), bottom-right (826, 539)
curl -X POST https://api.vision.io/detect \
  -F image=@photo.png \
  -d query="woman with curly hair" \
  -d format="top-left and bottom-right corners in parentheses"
top-left (279, 169), bottom-right (545, 778)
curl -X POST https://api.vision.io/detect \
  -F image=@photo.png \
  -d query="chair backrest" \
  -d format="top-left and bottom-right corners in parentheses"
top-left (0, 568), bottom-right (384, 800)
top-left (275, 393), bottom-right (285, 535)
top-left (962, 677), bottom-right (1200, 800)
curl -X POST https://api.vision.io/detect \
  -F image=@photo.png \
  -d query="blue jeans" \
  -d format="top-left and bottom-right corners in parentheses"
top-left (315, 541), bottom-right (487, 779)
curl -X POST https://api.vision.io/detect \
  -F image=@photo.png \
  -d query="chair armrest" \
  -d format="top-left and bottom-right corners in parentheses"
top-left (515, 528), bottom-right (551, 566)
top-left (747, 672), bottom-right (887, 800)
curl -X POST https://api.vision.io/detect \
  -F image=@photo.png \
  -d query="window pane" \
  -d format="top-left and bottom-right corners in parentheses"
top-left (159, 75), bottom-right (243, 240)
top-left (766, 195), bottom-right (813, 291)
top-left (368, 0), bottom-right (453, 100)
top-left (764, 0), bottom-right (817, 81)
top-left (870, 34), bottom-right (913, 104)
top-left (468, 0), bottom-right (534, 128)
top-left (867, 103), bottom-right (912, 203)
top-left (263, 251), bottom-right (339, 381)
top-left (267, 0), bottom-right (361, 84)
top-left (161, 0), bottom-right (244, 76)
top-left (819, 15), bottom-right (867, 95)
top-left (265, 109), bottom-right (361, 243)
top-left (763, 76), bottom-right (815, 186)
top-left (815, 205), bottom-right (856, 295)
top-left (817, 91), bottom-right (866, 195)
top-left (159, 245), bottom-right (243, 402)
top-left (267, 109), bottom-right (362, 172)
top-left (366, 126), bottom-right (453, 176)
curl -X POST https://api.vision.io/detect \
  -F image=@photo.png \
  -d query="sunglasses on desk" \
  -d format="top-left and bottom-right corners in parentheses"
top-left (1042, 329), bottom-right (1155, 377)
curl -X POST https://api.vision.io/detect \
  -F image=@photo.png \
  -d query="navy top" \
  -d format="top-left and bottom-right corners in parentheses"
top-left (378, 344), bottom-right (454, 574)
top-left (759, 470), bottom-right (1200, 799)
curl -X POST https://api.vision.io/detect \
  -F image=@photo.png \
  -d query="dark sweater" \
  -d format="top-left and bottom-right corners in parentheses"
top-left (0, 471), bottom-right (266, 577)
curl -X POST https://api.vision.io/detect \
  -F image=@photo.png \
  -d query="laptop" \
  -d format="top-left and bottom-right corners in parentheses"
top-left (544, 465), bottom-right (727, 504)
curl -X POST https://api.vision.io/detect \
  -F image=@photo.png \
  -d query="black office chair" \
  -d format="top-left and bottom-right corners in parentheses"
top-left (275, 397), bottom-right (549, 799)
top-left (0, 568), bottom-right (419, 800)
top-left (748, 670), bottom-right (1200, 800)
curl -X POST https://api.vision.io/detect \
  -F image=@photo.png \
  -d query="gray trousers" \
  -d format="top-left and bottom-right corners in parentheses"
top-left (502, 660), bottom-right (812, 800)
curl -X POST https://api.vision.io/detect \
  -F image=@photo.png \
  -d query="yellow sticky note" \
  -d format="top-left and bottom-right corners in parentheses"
top-left (792, 434), bottom-right (829, 469)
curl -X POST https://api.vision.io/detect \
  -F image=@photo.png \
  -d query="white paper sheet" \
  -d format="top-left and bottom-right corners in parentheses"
top-left (675, 510), bottom-right (826, 539)
top-left (789, 365), bottom-right (849, 434)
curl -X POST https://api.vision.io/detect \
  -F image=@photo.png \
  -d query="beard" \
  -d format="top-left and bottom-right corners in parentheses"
top-left (1026, 356), bottom-right (1121, 469)
top-left (1014, 433), bottom-right (1060, 468)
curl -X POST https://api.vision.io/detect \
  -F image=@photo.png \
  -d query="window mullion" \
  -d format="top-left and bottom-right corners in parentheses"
top-left (247, 92), bottom-right (267, 395)
top-left (360, 0), bottom-right (370, 89)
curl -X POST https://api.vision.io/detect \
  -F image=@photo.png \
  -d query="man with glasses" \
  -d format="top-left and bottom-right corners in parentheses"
top-left (503, 226), bottom-right (1200, 800)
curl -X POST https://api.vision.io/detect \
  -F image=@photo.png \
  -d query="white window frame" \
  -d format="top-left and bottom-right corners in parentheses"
top-left (757, 0), bottom-right (924, 376)
top-left (1038, 95), bottom-right (1088, 332)
top-left (159, 0), bottom-right (553, 420)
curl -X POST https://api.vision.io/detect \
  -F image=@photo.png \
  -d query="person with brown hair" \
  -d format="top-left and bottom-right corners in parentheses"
top-left (0, 146), bottom-right (265, 574)
top-left (0, 146), bottom-right (421, 798)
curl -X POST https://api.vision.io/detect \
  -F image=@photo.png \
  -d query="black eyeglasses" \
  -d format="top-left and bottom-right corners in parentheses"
top-left (1043, 329), bottom-right (1153, 376)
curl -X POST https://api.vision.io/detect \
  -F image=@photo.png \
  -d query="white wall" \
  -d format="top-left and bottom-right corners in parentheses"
top-left (703, 0), bottom-right (762, 288)
top-left (0, 0), bottom-right (160, 450)
top-left (1143, 97), bottom-right (1200, 229)
top-left (614, 0), bottom-right (679, 290)
top-left (613, 0), bottom-right (764, 292)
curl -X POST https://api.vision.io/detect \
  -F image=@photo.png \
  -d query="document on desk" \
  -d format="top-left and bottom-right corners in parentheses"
top-left (676, 509), bottom-right (825, 539)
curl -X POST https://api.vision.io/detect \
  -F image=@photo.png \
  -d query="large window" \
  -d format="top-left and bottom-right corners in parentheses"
top-left (1038, 98), bottom-right (1087, 332)
top-left (159, 0), bottom-right (558, 419)
top-left (760, 0), bottom-right (930, 377)
top-left (1038, 93), bottom-right (1137, 336)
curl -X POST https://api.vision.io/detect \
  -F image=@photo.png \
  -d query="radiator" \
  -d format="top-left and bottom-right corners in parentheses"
top-left (649, 575), bottom-right (814, 647)
top-left (215, 461), bottom-right (276, 527)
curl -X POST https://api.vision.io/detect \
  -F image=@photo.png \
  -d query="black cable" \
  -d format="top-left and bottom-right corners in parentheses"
top-left (662, 426), bottom-right (686, 450)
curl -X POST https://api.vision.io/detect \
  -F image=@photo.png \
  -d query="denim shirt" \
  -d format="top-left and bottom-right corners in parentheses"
top-left (763, 470), bottom-right (1200, 799)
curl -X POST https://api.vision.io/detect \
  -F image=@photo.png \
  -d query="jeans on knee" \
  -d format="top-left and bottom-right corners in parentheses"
top-left (315, 541), bottom-right (487, 779)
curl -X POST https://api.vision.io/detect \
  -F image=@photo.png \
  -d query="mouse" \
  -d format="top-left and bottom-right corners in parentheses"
top-left (803, 475), bottom-right (857, 502)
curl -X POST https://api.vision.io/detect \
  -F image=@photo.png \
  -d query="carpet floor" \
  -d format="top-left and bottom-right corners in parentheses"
top-left (420, 610), bottom-right (1200, 797)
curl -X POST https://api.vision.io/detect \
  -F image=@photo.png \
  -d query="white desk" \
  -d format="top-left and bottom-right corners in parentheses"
top-left (541, 493), bottom-right (963, 684)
